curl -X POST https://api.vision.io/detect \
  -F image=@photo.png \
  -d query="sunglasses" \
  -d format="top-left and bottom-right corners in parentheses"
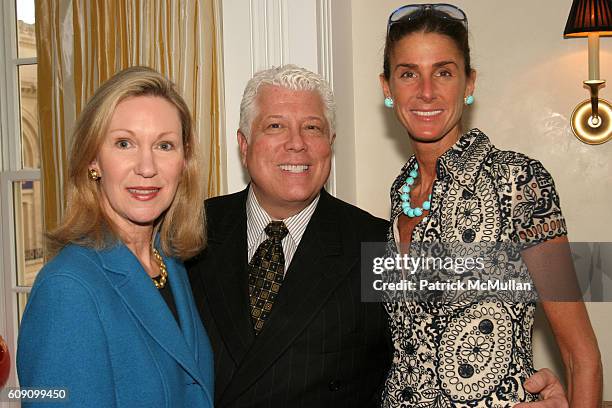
top-left (387, 3), bottom-right (468, 34)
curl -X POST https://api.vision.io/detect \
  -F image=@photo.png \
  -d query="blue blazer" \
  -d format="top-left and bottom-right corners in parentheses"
top-left (17, 242), bottom-right (214, 407)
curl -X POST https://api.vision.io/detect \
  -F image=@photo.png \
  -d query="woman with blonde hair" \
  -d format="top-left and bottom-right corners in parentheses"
top-left (17, 66), bottom-right (213, 407)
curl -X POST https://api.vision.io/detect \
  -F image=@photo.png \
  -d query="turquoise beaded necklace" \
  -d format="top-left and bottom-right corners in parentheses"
top-left (399, 162), bottom-right (431, 218)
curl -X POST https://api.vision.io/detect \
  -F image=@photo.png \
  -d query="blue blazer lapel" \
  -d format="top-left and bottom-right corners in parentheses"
top-left (97, 243), bottom-right (205, 387)
top-left (165, 256), bottom-right (206, 362)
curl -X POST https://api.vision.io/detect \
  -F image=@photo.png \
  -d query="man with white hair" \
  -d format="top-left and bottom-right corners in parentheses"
top-left (189, 65), bottom-right (390, 406)
top-left (188, 65), bottom-right (568, 407)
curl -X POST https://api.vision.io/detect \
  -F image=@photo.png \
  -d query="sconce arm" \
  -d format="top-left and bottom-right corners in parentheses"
top-left (584, 79), bottom-right (606, 123)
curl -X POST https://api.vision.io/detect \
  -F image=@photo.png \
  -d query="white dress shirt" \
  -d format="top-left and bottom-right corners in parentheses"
top-left (246, 186), bottom-right (319, 274)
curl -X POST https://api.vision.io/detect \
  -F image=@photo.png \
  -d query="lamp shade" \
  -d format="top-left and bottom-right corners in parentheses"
top-left (564, 0), bottom-right (612, 37)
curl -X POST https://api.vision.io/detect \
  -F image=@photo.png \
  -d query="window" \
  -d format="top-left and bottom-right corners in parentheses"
top-left (0, 0), bottom-right (42, 388)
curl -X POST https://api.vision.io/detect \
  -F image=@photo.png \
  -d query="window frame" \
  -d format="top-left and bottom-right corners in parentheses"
top-left (0, 0), bottom-right (40, 391)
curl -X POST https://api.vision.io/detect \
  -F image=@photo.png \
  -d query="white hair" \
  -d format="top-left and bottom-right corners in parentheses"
top-left (239, 64), bottom-right (336, 138)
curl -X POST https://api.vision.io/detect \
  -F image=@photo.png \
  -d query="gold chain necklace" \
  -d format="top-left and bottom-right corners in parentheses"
top-left (151, 248), bottom-right (168, 289)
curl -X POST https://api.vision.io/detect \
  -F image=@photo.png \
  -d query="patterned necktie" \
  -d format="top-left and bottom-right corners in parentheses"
top-left (248, 221), bottom-right (289, 334)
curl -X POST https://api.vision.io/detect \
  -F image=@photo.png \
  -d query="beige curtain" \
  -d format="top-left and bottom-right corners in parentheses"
top-left (35, 0), bottom-right (221, 234)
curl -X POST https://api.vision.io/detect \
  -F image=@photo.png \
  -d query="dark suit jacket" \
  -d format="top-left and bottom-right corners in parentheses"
top-left (188, 188), bottom-right (391, 407)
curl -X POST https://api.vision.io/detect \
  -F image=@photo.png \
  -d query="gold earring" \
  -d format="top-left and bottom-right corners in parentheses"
top-left (88, 168), bottom-right (100, 181)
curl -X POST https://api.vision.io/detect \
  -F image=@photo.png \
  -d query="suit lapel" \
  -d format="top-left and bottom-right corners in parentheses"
top-left (220, 191), bottom-right (357, 404)
top-left (200, 190), bottom-right (255, 365)
top-left (98, 243), bottom-right (205, 386)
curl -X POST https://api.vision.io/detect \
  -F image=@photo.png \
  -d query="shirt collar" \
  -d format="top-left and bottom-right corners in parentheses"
top-left (246, 186), bottom-right (320, 248)
top-left (435, 128), bottom-right (492, 184)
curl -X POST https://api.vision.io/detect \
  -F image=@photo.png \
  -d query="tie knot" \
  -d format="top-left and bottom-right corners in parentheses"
top-left (264, 221), bottom-right (288, 240)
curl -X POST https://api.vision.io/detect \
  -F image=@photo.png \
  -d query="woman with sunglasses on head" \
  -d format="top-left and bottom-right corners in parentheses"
top-left (379, 4), bottom-right (601, 407)
top-left (17, 67), bottom-right (213, 407)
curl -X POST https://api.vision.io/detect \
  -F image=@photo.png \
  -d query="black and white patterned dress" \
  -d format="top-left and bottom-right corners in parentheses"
top-left (382, 129), bottom-right (567, 407)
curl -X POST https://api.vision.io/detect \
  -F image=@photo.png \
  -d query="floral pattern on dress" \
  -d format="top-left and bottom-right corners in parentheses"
top-left (382, 129), bottom-right (567, 407)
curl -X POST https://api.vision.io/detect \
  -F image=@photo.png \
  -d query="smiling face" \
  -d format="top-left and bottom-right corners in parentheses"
top-left (381, 31), bottom-right (475, 147)
top-left (91, 96), bottom-right (185, 236)
top-left (238, 85), bottom-right (335, 219)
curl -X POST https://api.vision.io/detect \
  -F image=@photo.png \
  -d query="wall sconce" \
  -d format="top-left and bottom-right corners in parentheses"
top-left (564, 0), bottom-right (612, 144)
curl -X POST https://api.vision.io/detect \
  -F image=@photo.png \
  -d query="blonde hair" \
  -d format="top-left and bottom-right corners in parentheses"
top-left (48, 66), bottom-right (206, 260)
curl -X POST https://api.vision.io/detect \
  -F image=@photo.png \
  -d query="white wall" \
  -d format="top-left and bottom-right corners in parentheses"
top-left (350, 0), bottom-right (612, 399)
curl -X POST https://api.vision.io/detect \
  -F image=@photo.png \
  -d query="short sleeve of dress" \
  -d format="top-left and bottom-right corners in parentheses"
top-left (512, 159), bottom-right (567, 247)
